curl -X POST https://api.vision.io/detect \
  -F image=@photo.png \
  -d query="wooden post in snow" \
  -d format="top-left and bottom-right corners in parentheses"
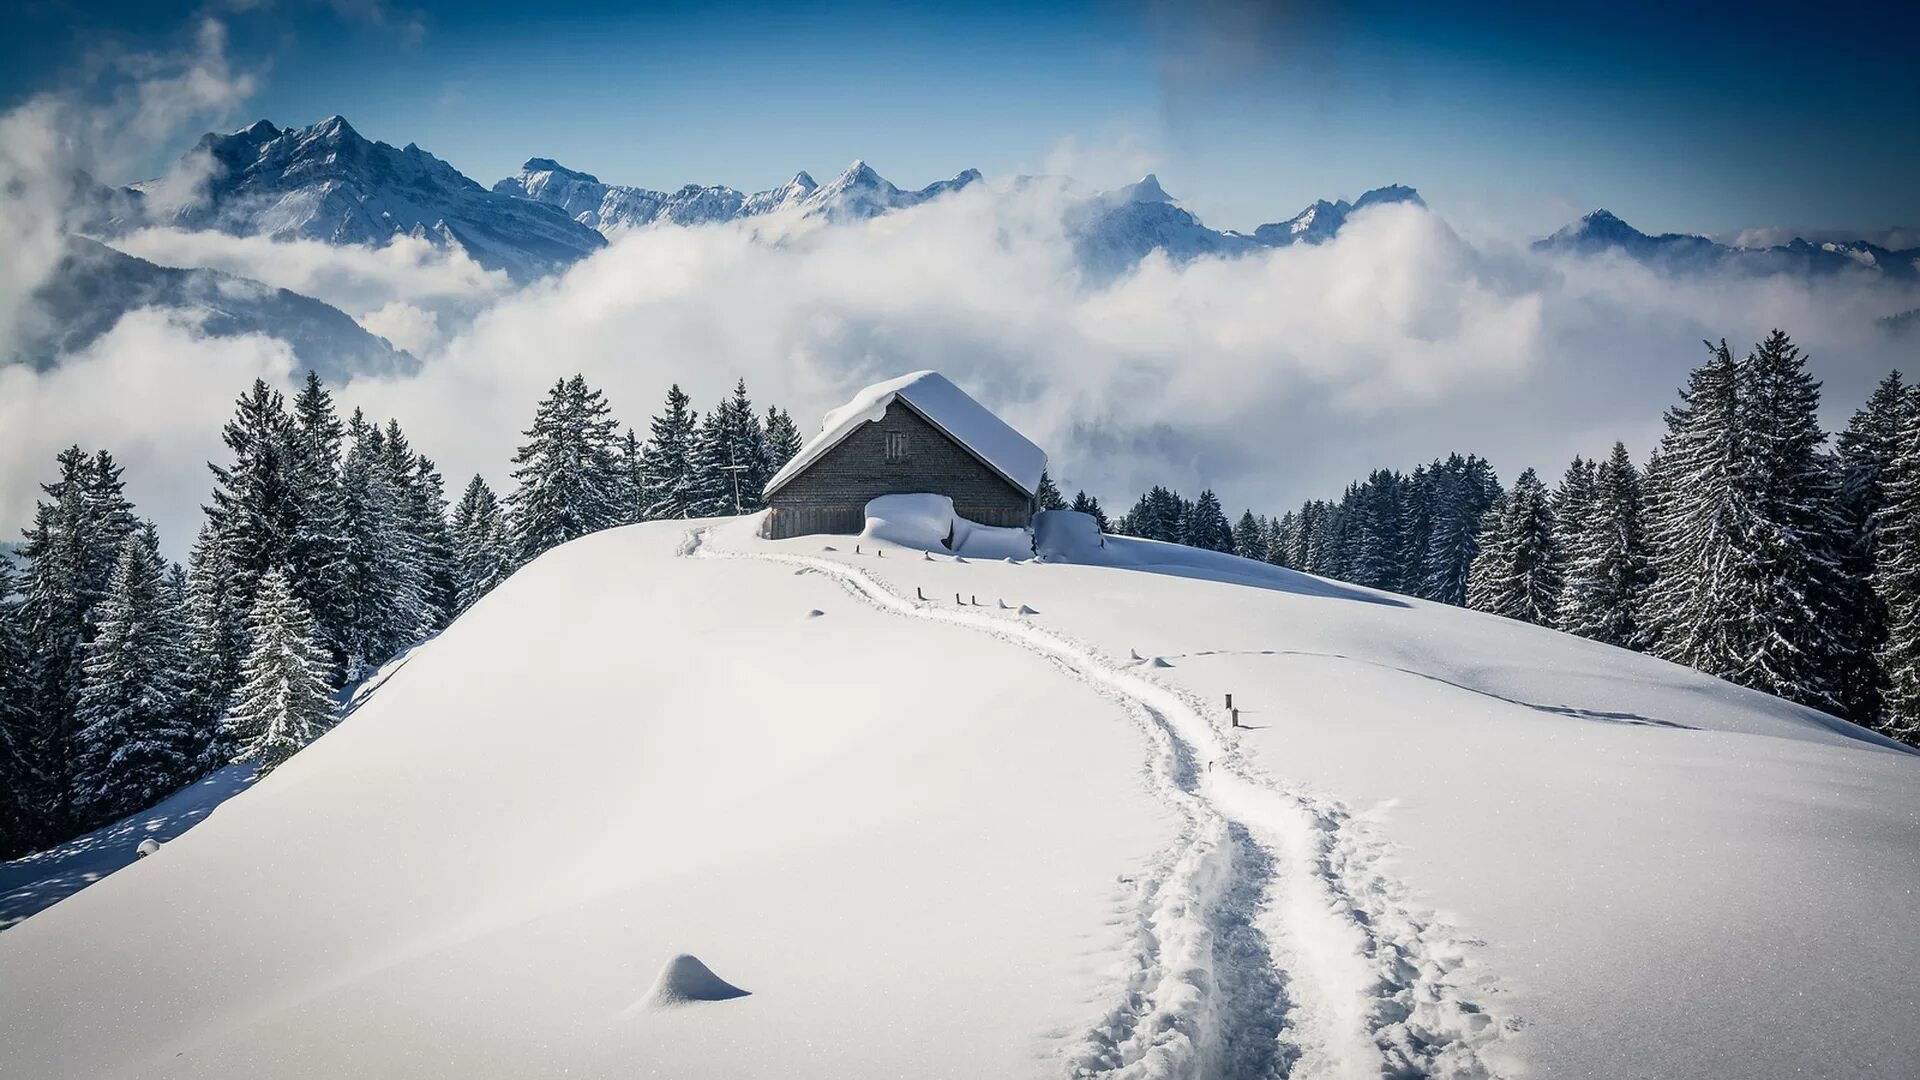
top-left (1232, 708), bottom-right (1240, 728)
top-left (1225, 692), bottom-right (1233, 710)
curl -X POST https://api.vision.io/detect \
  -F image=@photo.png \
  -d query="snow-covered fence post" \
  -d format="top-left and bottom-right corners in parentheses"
top-left (1232, 708), bottom-right (1240, 728)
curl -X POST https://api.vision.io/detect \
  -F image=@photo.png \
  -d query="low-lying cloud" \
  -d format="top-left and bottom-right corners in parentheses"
top-left (7, 150), bottom-right (1920, 558)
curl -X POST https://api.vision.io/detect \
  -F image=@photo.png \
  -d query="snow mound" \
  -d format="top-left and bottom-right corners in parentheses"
top-left (859, 494), bottom-right (1034, 560)
top-left (1033, 510), bottom-right (1105, 560)
top-left (861, 493), bottom-right (957, 550)
top-left (642, 953), bottom-right (750, 1008)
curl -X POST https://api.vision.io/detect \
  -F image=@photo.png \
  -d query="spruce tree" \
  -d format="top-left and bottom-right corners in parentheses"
top-left (206, 380), bottom-right (297, 607)
top-left (1466, 468), bottom-right (1560, 625)
top-left (1184, 490), bottom-right (1233, 552)
top-left (507, 376), bottom-right (623, 561)
top-left (1421, 454), bottom-right (1502, 606)
top-left (642, 384), bottom-right (700, 520)
top-left (450, 475), bottom-right (514, 613)
top-left (1874, 383), bottom-right (1920, 744)
top-left (711, 379), bottom-right (773, 510)
top-left (182, 522), bottom-right (246, 770)
top-left (616, 428), bottom-right (647, 525)
top-left (338, 412), bottom-right (419, 680)
top-left (16, 446), bottom-right (137, 839)
top-left (1351, 470), bottom-right (1407, 590)
top-left (1644, 341), bottom-right (1747, 676)
top-left (1036, 472), bottom-right (1067, 512)
top-left (1727, 332), bottom-right (1848, 711)
top-left (1069, 490), bottom-right (1110, 532)
top-left (1232, 511), bottom-right (1268, 561)
top-left (0, 557), bottom-right (33, 857)
top-left (1834, 371), bottom-right (1910, 724)
top-left (683, 407), bottom-right (735, 517)
top-left (1267, 511), bottom-right (1297, 568)
top-left (287, 371), bottom-right (350, 664)
top-left (71, 525), bottom-right (197, 824)
top-left (1558, 443), bottom-right (1651, 647)
top-left (225, 569), bottom-right (334, 776)
top-left (764, 406), bottom-right (804, 472)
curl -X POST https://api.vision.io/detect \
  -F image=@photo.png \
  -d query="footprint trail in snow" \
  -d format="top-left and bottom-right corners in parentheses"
top-left (686, 528), bottom-right (1512, 1079)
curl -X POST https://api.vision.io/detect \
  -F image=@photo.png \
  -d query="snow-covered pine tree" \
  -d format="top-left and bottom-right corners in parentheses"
top-left (1873, 382), bottom-right (1920, 744)
top-left (764, 406), bottom-right (804, 473)
top-left (337, 412), bottom-right (420, 680)
top-left (507, 376), bottom-right (622, 562)
top-left (1644, 341), bottom-right (1746, 675)
top-left (616, 428), bottom-right (647, 525)
top-left (406, 451), bottom-right (457, 633)
top-left (1399, 465), bottom-right (1436, 596)
top-left (1036, 472), bottom-right (1067, 512)
top-left (182, 522), bottom-right (246, 771)
top-left (1557, 443), bottom-right (1651, 647)
top-left (712, 379), bottom-right (773, 510)
top-left (224, 568), bottom-right (334, 776)
top-left (1833, 371), bottom-right (1910, 724)
top-left (1548, 455), bottom-right (1599, 629)
top-left (450, 474), bottom-right (513, 613)
top-left (1351, 469), bottom-right (1407, 591)
top-left (683, 407), bottom-right (736, 517)
top-left (1069, 490), bottom-right (1110, 532)
top-left (0, 557), bottom-right (33, 857)
top-left (71, 525), bottom-right (197, 825)
top-left (288, 371), bottom-right (350, 665)
top-left (1466, 468), bottom-right (1559, 625)
top-left (1232, 511), bottom-right (1268, 561)
top-left (1726, 331), bottom-right (1849, 712)
top-left (16, 446), bottom-right (138, 839)
top-left (642, 384), bottom-right (699, 520)
top-left (1420, 454), bottom-right (1502, 607)
top-left (1184, 490), bottom-right (1234, 552)
top-left (206, 380), bottom-right (297, 609)
top-left (1266, 511), bottom-right (1297, 567)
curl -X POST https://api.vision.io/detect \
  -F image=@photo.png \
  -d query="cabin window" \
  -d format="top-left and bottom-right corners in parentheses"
top-left (885, 431), bottom-right (910, 463)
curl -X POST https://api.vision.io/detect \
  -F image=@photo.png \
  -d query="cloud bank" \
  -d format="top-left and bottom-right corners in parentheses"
top-left (5, 86), bottom-right (1919, 558)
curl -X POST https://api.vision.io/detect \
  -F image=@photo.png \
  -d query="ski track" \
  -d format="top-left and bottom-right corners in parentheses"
top-left (686, 528), bottom-right (1512, 1079)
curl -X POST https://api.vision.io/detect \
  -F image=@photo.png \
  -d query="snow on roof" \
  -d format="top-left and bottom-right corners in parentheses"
top-left (765, 371), bottom-right (1047, 497)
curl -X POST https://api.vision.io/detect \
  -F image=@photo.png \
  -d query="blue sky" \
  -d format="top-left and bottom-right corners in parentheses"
top-left (6, 0), bottom-right (1916, 237)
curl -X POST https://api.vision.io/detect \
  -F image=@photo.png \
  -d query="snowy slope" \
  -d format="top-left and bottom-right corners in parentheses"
top-left (1, 516), bottom-right (1913, 1078)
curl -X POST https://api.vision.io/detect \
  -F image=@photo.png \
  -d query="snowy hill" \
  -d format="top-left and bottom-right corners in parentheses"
top-left (1, 516), bottom-right (1912, 1078)
top-left (1537, 208), bottom-right (1920, 279)
top-left (14, 235), bottom-right (414, 379)
top-left (129, 117), bottom-right (606, 281)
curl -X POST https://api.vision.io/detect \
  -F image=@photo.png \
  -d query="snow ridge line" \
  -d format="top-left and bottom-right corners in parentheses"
top-left (687, 530), bottom-right (1512, 1078)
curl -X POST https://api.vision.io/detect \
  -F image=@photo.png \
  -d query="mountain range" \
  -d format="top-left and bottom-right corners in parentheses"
top-left (1536, 208), bottom-right (1920, 280)
top-left (18, 114), bottom-right (1913, 378)
top-left (90, 114), bottom-right (1918, 288)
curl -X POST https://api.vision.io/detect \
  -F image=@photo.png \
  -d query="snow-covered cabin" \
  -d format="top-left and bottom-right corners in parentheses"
top-left (762, 371), bottom-right (1046, 539)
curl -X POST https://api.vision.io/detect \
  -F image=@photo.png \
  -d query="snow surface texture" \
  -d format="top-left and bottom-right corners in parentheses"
top-left (2, 515), bottom-right (1914, 1078)
top-left (0, 766), bottom-right (255, 931)
top-left (765, 371), bottom-right (1048, 499)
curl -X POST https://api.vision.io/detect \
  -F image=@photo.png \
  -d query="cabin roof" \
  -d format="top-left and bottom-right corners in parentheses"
top-left (764, 371), bottom-right (1047, 498)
